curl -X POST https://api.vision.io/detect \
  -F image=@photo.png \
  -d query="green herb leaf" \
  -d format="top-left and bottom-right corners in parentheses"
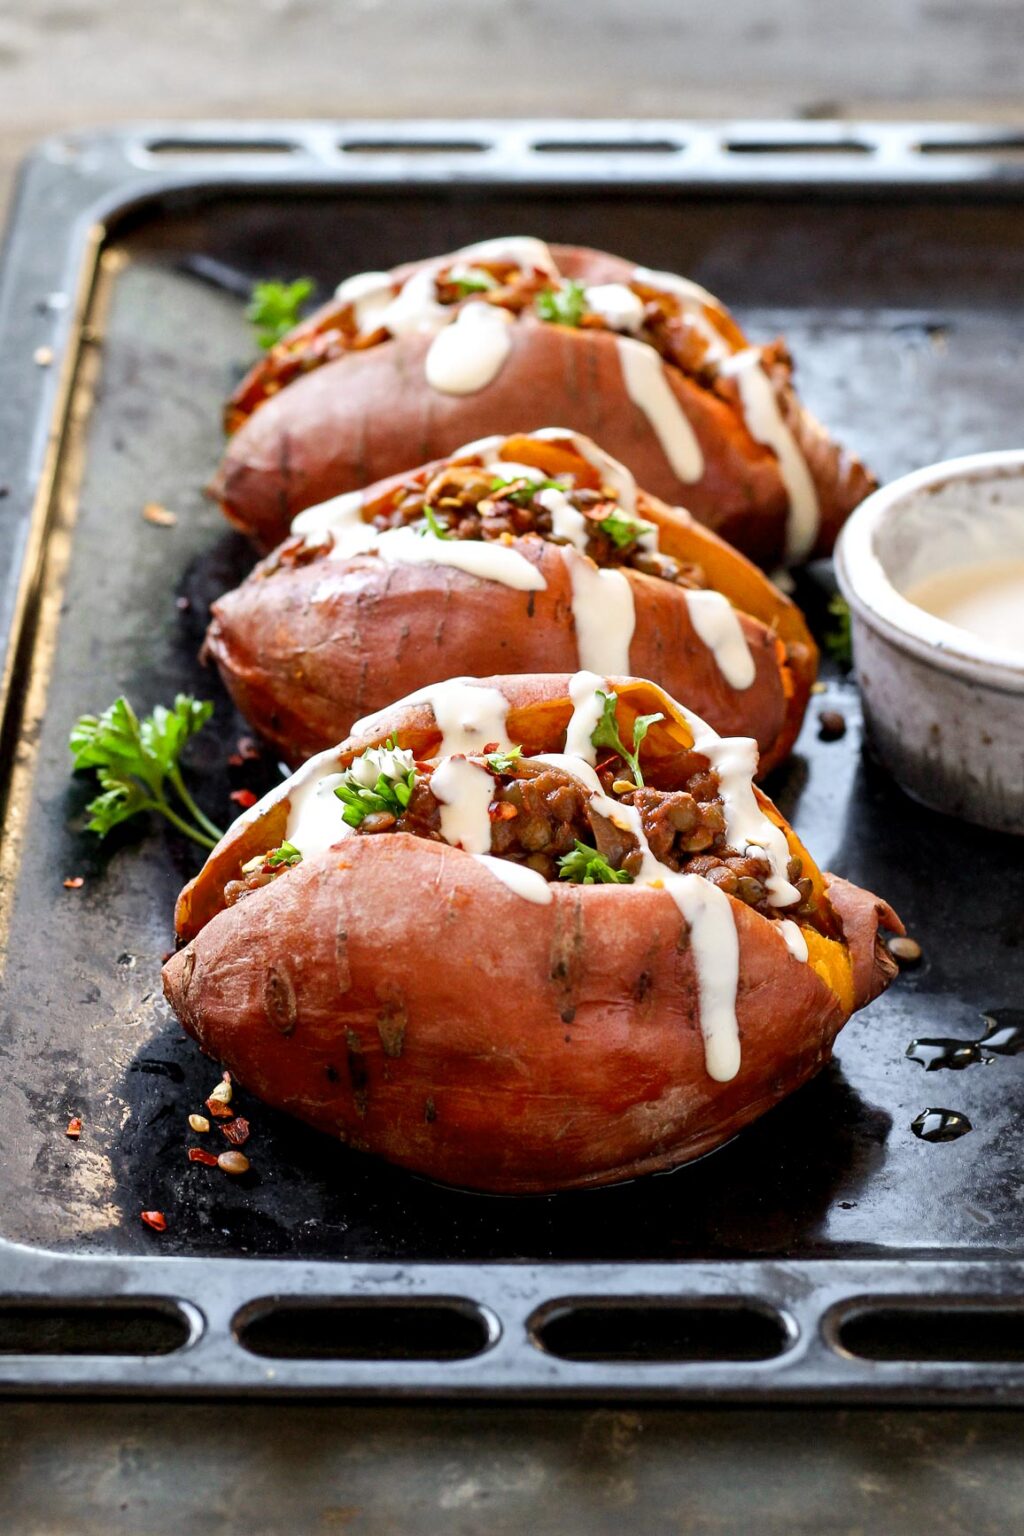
top-left (589, 690), bottom-right (663, 787)
top-left (246, 277), bottom-right (314, 350)
top-left (265, 840), bottom-right (302, 868)
top-left (823, 593), bottom-right (853, 667)
top-left (558, 840), bottom-right (634, 885)
top-left (534, 279), bottom-right (587, 328)
top-left (597, 509), bottom-right (656, 551)
top-left (489, 475), bottom-right (565, 507)
top-left (451, 269), bottom-right (497, 295)
top-left (333, 744), bottom-right (417, 827)
top-left (484, 745), bottom-right (523, 774)
top-left (420, 505), bottom-right (452, 540)
top-left (69, 695), bottom-right (222, 849)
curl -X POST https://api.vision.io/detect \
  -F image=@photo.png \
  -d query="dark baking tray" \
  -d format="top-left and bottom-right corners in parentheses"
top-left (1, 121), bottom-right (1024, 1399)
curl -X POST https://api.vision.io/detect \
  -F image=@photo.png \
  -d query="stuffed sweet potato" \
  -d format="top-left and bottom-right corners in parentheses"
top-left (205, 428), bottom-right (818, 772)
top-left (214, 237), bottom-right (874, 568)
top-left (163, 671), bottom-right (901, 1194)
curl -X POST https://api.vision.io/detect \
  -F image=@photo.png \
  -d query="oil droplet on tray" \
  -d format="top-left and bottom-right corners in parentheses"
top-left (911, 1108), bottom-right (972, 1143)
top-left (906, 1010), bottom-right (1024, 1072)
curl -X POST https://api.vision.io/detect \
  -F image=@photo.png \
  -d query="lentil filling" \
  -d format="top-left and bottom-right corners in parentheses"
top-left (224, 751), bottom-right (823, 936)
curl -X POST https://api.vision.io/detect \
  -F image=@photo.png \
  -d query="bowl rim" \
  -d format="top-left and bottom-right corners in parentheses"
top-left (834, 448), bottom-right (1024, 691)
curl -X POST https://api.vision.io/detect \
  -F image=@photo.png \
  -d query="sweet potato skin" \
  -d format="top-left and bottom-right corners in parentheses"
top-left (205, 457), bottom-right (817, 772)
top-left (207, 539), bottom-right (795, 772)
top-left (163, 672), bottom-right (900, 1193)
top-left (164, 836), bottom-right (859, 1193)
top-left (214, 245), bottom-right (874, 566)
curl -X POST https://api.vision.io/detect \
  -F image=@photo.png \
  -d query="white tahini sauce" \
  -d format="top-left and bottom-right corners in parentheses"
top-left (616, 336), bottom-right (704, 484)
top-left (721, 349), bottom-right (820, 564)
top-left (335, 237), bottom-right (557, 396)
top-left (472, 855), bottom-right (554, 905)
top-left (903, 557), bottom-right (1024, 657)
top-left (779, 919), bottom-right (809, 962)
top-left (290, 496), bottom-right (545, 592)
top-left (683, 590), bottom-right (756, 691)
top-left (424, 303), bottom-right (513, 395)
top-left (430, 756), bottom-right (495, 853)
top-left (563, 670), bottom-right (609, 764)
top-left (562, 546), bottom-right (636, 675)
top-left (291, 490), bottom-right (369, 548)
top-left (371, 526), bottom-right (545, 591)
top-left (410, 678), bottom-right (513, 757)
top-left (583, 282), bottom-right (645, 333)
top-left (535, 486), bottom-right (590, 552)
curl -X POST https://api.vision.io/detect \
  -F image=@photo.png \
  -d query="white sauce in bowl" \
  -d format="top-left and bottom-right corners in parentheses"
top-left (903, 557), bottom-right (1024, 656)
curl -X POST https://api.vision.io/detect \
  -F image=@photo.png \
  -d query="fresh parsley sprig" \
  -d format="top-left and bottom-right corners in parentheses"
top-left (451, 269), bottom-right (498, 295)
top-left (420, 505), bottom-right (452, 540)
top-left (484, 745), bottom-right (523, 773)
top-left (489, 475), bottom-right (565, 507)
top-left (334, 738), bottom-right (417, 828)
top-left (535, 279), bottom-right (587, 328)
top-left (597, 509), bottom-right (656, 551)
top-left (823, 593), bottom-right (853, 667)
top-left (246, 277), bottom-right (314, 350)
top-left (591, 690), bottom-right (663, 788)
top-left (558, 841), bottom-right (633, 885)
top-left (69, 695), bottom-right (223, 849)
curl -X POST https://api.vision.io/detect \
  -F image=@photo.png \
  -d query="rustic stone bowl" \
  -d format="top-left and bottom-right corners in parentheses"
top-left (835, 449), bottom-right (1024, 834)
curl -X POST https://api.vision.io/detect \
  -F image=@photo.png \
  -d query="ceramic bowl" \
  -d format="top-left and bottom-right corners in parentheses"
top-left (835, 449), bottom-right (1024, 834)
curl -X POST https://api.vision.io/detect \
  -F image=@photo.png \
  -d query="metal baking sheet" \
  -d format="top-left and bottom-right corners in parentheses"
top-left (1, 122), bottom-right (1024, 1398)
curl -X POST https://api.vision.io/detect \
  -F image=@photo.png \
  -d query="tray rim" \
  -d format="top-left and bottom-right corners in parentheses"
top-left (4, 119), bottom-right (1024, 1401)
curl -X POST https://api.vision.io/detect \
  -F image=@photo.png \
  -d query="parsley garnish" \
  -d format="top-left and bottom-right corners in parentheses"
top-left (590, 690), bottom-right (664, 788)
top-left (597, 509), bottom-right (656, 551)
top-left (69, 695), bottom-right (223, 849)
top-left (334, 739), bottom-right (416, 828)
top-left (265, 840), bottom-right (302, 867)
top-left (451, 270), bottom-right (497, 295)
top-left (246, 277), bottom-right (314, 349)
top-left (534, 280), bottom-right (587, 327)
top-left (420, 505), bottom-right (452, 540)
top-left (484, 745), bottom-right (523, 773)
top-left (559, 841), bottom-right (634, 885)
top-left (489, 475), bottom-right (565, 507)
top-left (823, 593), bottom-right (853, 667)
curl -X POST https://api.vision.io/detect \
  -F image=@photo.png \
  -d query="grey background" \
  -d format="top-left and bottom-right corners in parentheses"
top-left (3, 0), bottom-right (1024, 1530)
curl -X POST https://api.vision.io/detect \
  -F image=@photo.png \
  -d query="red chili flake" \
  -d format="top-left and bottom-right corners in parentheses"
top-left (227, 753), bottom-right (244, 767)
top-left (237, 736), bottom-right (260, 761)
top-left (63, 876), bottom-right (84, 889)
top-left (205, 1096), bottom-right (234, 1119)
top-left (140, 1210), bottom-right (167, 1232)
top-left (488, 801), bottom-right (518, 822)
top-left (229, 788), bottom-right (258, 809)
top-left (65, 1117), bottom-right (82, 1139)
top-left (187, 1147), bottom-right (219, 1167)
top-left (221, 1116), bottom-right (250, 1147)
top-left (482, 742), bottom-right (499, 754)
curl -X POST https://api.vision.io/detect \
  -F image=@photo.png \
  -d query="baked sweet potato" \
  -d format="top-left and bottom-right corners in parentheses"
top-left (164, 671), bottom-right (901, 1194)
top-left (205, 429), bottom-right (818, 772)
top-left (213, 238), bottom-right (874, 568)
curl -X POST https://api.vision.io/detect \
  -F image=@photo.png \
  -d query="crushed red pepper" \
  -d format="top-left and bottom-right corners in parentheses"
top-left (221, 1117), bottom-right (250, 1147)
top-left (187, 1147), bottom-right (219, 1167)
top-left (65, 1117), bottom-right (82, 1139)
top-left (204, 1096), bottom-right (233, 1119)
top-left (140, 1210), bottom-right (167, 1232)
top-left (229, 788), bottom-right (258, 809)
top-left (63, 876), bottom-right (84, 890)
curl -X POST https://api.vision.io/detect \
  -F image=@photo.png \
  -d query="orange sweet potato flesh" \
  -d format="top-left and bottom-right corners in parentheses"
top-left (204, 441), bottom-right (817, 773)
top-left (213, 245), bottom-right (874, 567)
top-left (164, 674), bottom-right (901, 1194)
